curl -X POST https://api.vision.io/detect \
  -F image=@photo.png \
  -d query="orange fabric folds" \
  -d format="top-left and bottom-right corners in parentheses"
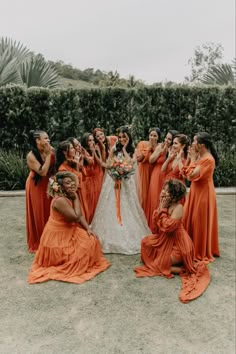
top-left (182, 155), bottom-right (219, 262)
top-left (114, 180), bottom-right (122, 225)
top-left (134, 209), bottom-right (210, 303)
top-left (26, 153), bottom-right (55, 252)
top-left (28, 198), bottom-right (110, 284)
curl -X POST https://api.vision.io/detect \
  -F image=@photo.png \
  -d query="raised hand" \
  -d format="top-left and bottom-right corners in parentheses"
top-left (159, 195), bottom-right (172, 209)
top-left (123, 133), bottom-right (129, 149)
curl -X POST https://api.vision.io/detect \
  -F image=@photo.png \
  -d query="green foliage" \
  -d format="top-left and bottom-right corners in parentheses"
top-left (0, 37), bottom-right (60, 88)
top-left (214, 151), bottom-right (236, 187)
top-left (0, 84), bottom-right (235, 187)
top-left (0, 149), bottom-right (29, 190)
top-left (186, 42), bottom-right (223, 82)
top-left (200, 63), bottom-right (235, 86)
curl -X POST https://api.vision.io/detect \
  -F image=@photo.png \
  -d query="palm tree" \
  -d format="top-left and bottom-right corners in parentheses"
top-left (200, 60), bottom-right (236, 86)
top-left (0, 37), bottom-right (60, 88)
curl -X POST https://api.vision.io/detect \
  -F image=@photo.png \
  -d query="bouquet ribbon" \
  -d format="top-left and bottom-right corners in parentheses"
top-left (114, 180), bottom-right (122, 225)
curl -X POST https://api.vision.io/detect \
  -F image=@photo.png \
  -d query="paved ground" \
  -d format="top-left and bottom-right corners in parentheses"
top-left (0, 194), bottom-right (235, 354)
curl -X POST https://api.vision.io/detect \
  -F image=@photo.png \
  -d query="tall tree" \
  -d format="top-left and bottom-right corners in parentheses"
top-left (186, 42), bottom-right (223, 82)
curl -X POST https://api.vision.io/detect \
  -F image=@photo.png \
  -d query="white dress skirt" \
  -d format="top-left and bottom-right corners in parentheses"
top-left (91, 172), bottom-right (151, 255)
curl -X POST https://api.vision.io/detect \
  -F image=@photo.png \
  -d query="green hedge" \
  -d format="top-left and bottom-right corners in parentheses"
top-left (0, 85), bottom-right (235, 187)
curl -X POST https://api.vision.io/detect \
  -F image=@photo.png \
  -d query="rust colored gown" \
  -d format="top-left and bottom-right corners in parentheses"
top-left (83, 158), bottom-right (104, 223)
top-left (145, 151), bottom-right (166, 232)
top-left (136, 141), bottom-right (154, 212)
top-left (25, 154), bottom-right (55, 253)
top-left (134, 209), bottom-right (210, 303)
top-left (182, 154), bottom-right (219, 262)
top-left (164, 158), bottom-right (186, 183)
top-left (28, 197), bottom-right (110, 284)
top-left (58, 162), bottom-right (88, 222)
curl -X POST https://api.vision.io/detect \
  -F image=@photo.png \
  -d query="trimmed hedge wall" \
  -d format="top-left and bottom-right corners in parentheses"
top-left (0, 85), bottom-right (235, 187)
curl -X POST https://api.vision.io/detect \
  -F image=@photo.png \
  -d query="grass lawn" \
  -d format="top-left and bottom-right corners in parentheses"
top-left (0, 195), bottom-right (235, 354)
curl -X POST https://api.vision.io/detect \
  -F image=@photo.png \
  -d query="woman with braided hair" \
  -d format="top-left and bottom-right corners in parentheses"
top-left (25, 130), bottom-right (55, 252)
top-left (182, 132), bottom-right (220, 262)
top-left (28, 171), bottom-right (110, 284)
top-left (134, 179), bottom-right (210, 303)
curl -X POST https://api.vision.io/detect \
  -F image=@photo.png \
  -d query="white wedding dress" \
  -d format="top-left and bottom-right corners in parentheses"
top-left (91, 170), bottom-right (151, 255)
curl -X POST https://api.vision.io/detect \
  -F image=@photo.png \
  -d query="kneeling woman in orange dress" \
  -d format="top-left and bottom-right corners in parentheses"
top-left (134, 179), bottom-right (210, 303)
top-left (28, 171), bottom-right (110, 284)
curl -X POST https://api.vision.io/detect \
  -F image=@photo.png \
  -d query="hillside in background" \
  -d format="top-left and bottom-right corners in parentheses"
top-left (49, 60), bottom-right (146, 88)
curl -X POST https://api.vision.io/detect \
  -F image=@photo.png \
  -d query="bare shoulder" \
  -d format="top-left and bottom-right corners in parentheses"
top-left (26, 151), bottom-right (36, 163)
top-left (53, 196), bottom-right (70, 209)
top-left (171, 204), bottom-right (183, 220)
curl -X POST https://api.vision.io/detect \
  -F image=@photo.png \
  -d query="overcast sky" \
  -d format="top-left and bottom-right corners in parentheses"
top-left (0, 0), bottom-right (235, 83)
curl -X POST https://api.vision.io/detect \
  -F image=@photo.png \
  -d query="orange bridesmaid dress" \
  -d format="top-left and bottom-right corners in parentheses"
top-left (134, 209), bottom-right (210, 303)
top-left (83, 158), bottom-right (104, 223)
top-left (108, 135), bottom-right (117, 148)
top-left (145, 151), bottom-right (166, 231)
top-left (182, 154), bottom-right (219, 262)
top-left (28, 196), bottom-right (110, 284)
top-left (136, 141), bottom-right (154, 211)
top-left (58, 163), bottom-right (88, 222)
top-left (25, 154), bottom-right (55, 253)
top-left (164, 158), bottom-right (186, 183)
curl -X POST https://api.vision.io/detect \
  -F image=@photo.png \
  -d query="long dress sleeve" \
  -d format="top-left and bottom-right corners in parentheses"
top-left (153, 209), bottom-right (181, 233)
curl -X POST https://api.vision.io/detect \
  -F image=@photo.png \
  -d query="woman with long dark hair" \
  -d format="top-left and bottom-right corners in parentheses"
top-left (161, 134), bottom-right (189, 183)
top-left (55, 140), bottom-right (88, 222)
top-left (91, 126), bottom-right (150, 254)
top-left (81, 132), bottom-right (103, 223)
top-left (135, 127), bottom-right (160, 212)
top-left (145, 129), bottom-right (178, 231)
top-left (25, 130), bottom-right (55, 252)
top-left (182, 132), bottom-right (220, 262)
top-left (134, 179), bottom-right (210, 303)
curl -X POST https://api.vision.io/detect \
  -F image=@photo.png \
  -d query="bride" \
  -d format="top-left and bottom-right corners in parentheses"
top-left (91, 126), bottom-right (151, 254)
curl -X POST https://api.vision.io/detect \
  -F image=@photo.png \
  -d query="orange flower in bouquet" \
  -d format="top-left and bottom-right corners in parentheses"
top-left (106, 156), bottom-right (135, 181)
top-left (106, 155), bottom-right (135, 225)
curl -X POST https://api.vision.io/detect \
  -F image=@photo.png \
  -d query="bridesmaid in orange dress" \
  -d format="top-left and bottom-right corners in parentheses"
top-left (134, 179), bottom-right (210, 303)
top-left (182, 132), bottom-right (220, 262)
top-left (135, 128), bottom-right (160, 212)
top-left (28, 171), bottom-right (110, 284)
top-left (93, 127), bottom-right (117, 162)
top-left (26, 130), bottom-right (55, 252)
top-left (81, 133), bottom-right (103, 223)
top-left (145, 130), bottom-right (178, 231)
top-left (161, 134), bottom-right (189, 183)
top-left (55, 140), bottom-right (88, 222)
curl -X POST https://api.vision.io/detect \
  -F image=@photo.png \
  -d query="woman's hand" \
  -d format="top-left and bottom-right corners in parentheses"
top-left (87, 227), bottom-right (97, 238)
top-left (135, 149), bottom-right (143, 162)
top-left (188, 146), bottom-right (199, 162)
top-left (159, 196), bottom-right (172, 209)
top-left (44, 142), bottom-right (53, 156)
top-left (167, 148), bottom-right (176, 161)
top-left (123, 133), bottom-right (129, 150)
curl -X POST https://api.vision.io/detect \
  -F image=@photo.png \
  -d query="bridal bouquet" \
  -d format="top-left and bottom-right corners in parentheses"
top-left (106, 155), bottom-right (135, 225)
top-left (106, 156), bottom-right (135, 181)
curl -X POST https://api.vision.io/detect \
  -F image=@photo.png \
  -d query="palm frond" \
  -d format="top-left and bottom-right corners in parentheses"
top-left (20, 55), bottom-right (60, 88)
top-left (200, 63), bottom-right (235, 86)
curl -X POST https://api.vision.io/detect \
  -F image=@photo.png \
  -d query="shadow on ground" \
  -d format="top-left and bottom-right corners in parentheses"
top-left (0, 195), bottom-right (235, 354)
